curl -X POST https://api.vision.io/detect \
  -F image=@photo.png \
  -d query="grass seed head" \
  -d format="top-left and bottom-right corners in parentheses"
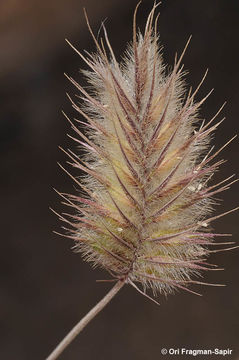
top-left (57, 4), bottom-right (238, 300)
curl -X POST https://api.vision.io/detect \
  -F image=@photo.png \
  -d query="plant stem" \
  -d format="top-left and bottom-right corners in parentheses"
top-left (45, 280), bottom-right (125, 360)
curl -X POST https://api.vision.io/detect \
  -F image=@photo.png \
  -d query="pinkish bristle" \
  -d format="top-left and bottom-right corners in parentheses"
top-left (56, 3), bottom-right (238, 299)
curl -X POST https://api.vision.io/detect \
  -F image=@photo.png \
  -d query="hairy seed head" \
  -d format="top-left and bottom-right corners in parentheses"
top-left (57, 4), bottom-right (238, 300)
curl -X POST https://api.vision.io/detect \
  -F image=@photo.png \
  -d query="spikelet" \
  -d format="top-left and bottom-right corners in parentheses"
top-left (57, 4), bottom-right (238, 301)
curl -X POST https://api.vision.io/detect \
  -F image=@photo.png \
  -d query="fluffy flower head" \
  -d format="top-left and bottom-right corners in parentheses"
top-left (56, 4), bottom-right (238, 301)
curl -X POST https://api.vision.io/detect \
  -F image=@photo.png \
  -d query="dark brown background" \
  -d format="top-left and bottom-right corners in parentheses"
top-left (1, 1), bottom-right (239, 359)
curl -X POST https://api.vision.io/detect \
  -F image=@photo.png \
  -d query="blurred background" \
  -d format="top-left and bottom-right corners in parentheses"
top-left (1, 0), bottom-right (239, 359)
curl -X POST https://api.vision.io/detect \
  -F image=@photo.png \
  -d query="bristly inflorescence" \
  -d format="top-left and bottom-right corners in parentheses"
top-left (55, 4), bottom-right (238, 302)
